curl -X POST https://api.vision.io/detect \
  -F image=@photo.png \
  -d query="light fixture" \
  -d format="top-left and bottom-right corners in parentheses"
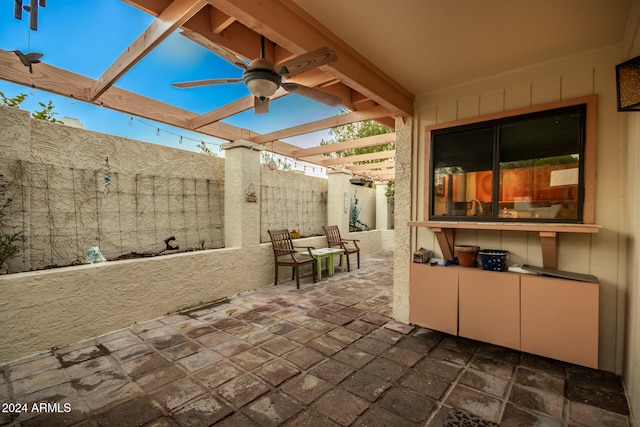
top-left (243, 58), bottom-right (281, 99)
top-left (616, 55), bottom-right (640, 111)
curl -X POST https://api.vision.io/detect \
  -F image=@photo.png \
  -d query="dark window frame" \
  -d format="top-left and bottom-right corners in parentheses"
top-left (427, 97), bottom-right (596, 224)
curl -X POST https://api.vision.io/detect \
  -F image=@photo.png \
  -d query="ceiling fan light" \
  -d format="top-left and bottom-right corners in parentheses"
top-left (244, 70), bottom-right (280, 99)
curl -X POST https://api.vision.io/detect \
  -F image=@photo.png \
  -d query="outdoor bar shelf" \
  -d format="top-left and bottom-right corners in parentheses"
top-left (407, 221), bottom-right (602, 269)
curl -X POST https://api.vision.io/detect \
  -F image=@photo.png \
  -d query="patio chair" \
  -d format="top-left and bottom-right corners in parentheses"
top-left (323, 225), bottom-right (360, 271)
top-left (268, 229), bottom-right (317, 289)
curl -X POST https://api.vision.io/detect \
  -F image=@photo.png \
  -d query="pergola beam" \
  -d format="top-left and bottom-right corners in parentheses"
top-left (189, 88), bottom-right (289, 130)
top-left (293, 132), bottom-right (395, 158)
top-left (3, 0), bottom-right (407, 177)
top-left (347, 161), bottom-right (395, 172)
top-left (370, 171), bottom-right (395, 180)
top-left (249, 105), bottom-right (391, 144)
top-left (321, 150), bottom-right (396, 166)
top-left (0, 49), bottom-right (242, 141)
top-left (89, 0), bottom-right (207, 100)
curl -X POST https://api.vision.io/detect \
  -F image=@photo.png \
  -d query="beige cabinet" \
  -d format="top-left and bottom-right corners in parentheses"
top-left (521, 275), bottom-right (599, 368)
top-left (409, 264), bottom-right (458, 335)
top-left (458, 269), bottom-right (520, 350)
top-left (409, 264), bottom-right (599, 368)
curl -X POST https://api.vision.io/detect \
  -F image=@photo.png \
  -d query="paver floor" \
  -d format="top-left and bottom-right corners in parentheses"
top-left (0, 252), bottom-right (632, 426)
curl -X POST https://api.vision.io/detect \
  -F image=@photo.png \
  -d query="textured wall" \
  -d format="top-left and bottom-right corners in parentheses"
top-left (260, 166), bottom-right (328, 241)
top-left (0, 230), bottom-right (389, 363)
top-left (349, 184), bottom-right (376, 231)
top-left (0, 106), bottom-right (225, 272)
top-left (393, 117), bottom-right (413, 323)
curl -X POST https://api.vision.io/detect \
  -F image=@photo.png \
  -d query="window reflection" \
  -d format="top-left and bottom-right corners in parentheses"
top-left (430, 105), bottom-right (585, 222)
top-left (433, 170), bottom-right (493, 217)
top-left (499, 156), bottom-right (579, 219)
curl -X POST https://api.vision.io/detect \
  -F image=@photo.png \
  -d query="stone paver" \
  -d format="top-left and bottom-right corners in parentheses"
top-left (0, 252), bottom-right (632, 427)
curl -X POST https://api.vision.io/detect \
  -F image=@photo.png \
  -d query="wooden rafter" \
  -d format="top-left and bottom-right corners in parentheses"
top-left (203, 0), bottom-right (414, 117)
top-left (2, 0), bottom-right (406, 178)
top-left (210, 8), bottom-right (235, 34)
top-left (293, 133), bottom-right (395, 158)
top-left (124, 0), bottom-right (413, 117)
top-left (351, 168), bottom-right (395, 180)
top-left (347, 161), bottom-right (395, 172)
top-left (1, 48), bottom-right (243, 141)
top-left (249, 105), bottom-right (391, 145)
top-left (189, 88), bottom-right (288, 129)
top-left (321, 150), bottom-right (396, 166)
top-left (89, 0), bottom-right (208, 100)
top-left (369, 171), bottom-right (395, 180)
top-left (0, 46), bottom-right (396, 176)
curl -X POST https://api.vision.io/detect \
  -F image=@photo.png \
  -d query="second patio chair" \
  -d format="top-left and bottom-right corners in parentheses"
top-left (268, 229), bottom-right (317, 289)
top-left (323, 225), bottom-right (360, 271)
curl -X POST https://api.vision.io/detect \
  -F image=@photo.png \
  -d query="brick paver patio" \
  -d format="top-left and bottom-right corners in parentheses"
top-left (0, 251), bottom-right (631, 426)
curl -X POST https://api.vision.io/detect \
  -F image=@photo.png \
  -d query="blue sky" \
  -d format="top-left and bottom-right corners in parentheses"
top-left (0, 0), bottom-right (341, 165)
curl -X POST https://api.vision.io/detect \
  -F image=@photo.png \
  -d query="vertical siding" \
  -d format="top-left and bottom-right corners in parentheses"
top-left (624, 96), bottom-right (640, 427)
top-left (411, 45), bottom-right (625, 373)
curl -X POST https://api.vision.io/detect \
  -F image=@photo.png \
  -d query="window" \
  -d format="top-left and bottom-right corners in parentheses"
top-left (430, 104), bottom-right (586, 223)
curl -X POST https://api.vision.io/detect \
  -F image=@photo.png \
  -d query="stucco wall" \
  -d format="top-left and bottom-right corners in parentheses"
top-left (260, 166), bottom-right (328, 241)
top-left (349, 184), bottom-right (376, 231)
top-left (0, 106), bottom-right (225, 272)
top-left (0, 230), bottom-right (388, 363)
top-left (404, 45), bottom-right (626, 374)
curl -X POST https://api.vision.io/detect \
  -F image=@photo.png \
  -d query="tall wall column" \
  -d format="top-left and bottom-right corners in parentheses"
top-left (393, 117), bottom-right (413, 323)
top-left (221, 140), bottom-right (263, 248)
top-left (376, 181), bottom-right (389, 230)
top-left (327, 168), bottom-right (353, 233)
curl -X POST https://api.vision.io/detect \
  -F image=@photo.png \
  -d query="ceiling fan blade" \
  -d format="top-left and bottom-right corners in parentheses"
top-left (276, 47), bottom-right (337, 77)
top-left (180, 30), bottom-right (248, 70)
top-left (254, 96), bottom-right (270, 114)
top-left (172, 78), bottom-right (242, 88)
top-left (282, 83), bottom-right (342, 106)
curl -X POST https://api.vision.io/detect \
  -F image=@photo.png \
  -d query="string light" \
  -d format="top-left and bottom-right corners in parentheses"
top-left (126, 116), bottom-right (225, 153)
top-left (126, 116), bottom-right (324, 173)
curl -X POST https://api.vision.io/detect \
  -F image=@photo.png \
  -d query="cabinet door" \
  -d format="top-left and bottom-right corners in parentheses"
top-left (521, 275), bottom-right (598, 368)
top-left (410, 264), bottom-right (458, 335)
top-left (458, 269), bottom-right (520, 350)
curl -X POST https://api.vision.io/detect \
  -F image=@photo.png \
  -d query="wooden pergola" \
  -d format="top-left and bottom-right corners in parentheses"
top-left (0, 0), bottom-right (415, 181)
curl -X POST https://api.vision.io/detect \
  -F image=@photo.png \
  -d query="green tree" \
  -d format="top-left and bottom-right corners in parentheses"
top-left (321, 112), bottom-right (393, 159)
top-left (0, 91), bottom-right (27, 108)
top-left (31, 100), bottom-right (64, 123)
top-left (321, 111), bottom-right (395, 203)
top-left (1, 92), bottom-right (64, 124)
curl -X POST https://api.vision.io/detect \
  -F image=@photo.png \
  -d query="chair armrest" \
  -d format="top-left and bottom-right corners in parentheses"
top-left (294, 245), bottom-right (315, 256)
top-left (275, 248), bottom-right (297, 254)
top-left (341, 239), bottom-right (360, 249)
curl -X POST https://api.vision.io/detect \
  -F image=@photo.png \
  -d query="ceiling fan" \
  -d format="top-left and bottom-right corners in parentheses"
top-left (173, 35), bottom-right (342, 114)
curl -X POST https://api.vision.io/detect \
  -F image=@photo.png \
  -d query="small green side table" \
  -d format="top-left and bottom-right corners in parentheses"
top-left (300, 248), bottom-right (345, 280)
